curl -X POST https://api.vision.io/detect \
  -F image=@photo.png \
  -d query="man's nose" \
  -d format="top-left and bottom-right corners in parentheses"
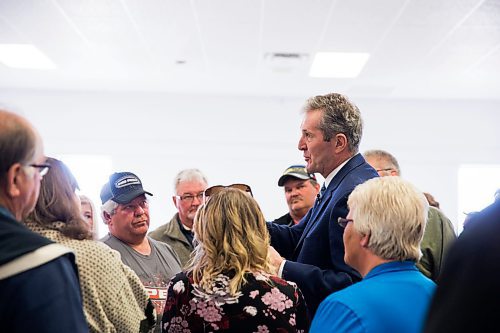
top-left (135, 205), bottom-right (145, 216)
top-left (192, 195), bottom-right (203, 205)
top-left (298, 136), bottom-right (306, 151)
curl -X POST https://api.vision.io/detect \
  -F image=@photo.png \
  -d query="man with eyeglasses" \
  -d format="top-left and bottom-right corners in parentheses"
top-left (0, 109), bottom-right (87, 332)
top-left (100, 171), bottom-right (181, 333)
top-left (149, 168), bottom-right (208, 266)
top-left (363, 149), bottom-right (456, 282)
top-left (310, 177), bottom-right (436, 333)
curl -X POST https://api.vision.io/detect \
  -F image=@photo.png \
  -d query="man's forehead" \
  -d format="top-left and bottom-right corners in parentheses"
top-left (284, 178), bottom-right (308, 188)
top-left (366, 155), bottom-right (382, 163)
top-left (177, 180), bottom-right (207, 192)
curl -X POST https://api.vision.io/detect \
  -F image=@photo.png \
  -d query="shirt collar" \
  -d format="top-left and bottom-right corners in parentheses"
top-left (365, 261), bottom-right (418, 280)
top-left (323, 155), bottom-right (354, 188)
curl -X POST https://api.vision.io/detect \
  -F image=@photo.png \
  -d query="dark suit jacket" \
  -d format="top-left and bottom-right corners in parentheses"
top-left (268, 153), bottom-right (378, 315)
top-left (424, 200), bottom-right (500, 333)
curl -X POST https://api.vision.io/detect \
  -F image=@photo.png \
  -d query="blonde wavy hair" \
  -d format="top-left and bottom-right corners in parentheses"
top-left (188, 188), bottom-right (272, 296)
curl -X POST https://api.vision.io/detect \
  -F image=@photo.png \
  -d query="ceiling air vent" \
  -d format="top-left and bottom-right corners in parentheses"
top-left (263, 52), bottom-right (309, 73)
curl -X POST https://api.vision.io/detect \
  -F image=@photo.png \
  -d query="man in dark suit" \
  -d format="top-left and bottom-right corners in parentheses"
top-left (424, 199), bottom-right (500, 333)
top-left (268, 93), bottom-right (378, 316)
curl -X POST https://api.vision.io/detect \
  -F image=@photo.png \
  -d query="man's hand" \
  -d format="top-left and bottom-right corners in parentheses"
top-left (268, 246), bottom-right (284, 275)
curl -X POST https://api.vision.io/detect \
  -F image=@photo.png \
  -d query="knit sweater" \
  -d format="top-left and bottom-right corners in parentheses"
top-left (25, 221), bottom-right (154, 333)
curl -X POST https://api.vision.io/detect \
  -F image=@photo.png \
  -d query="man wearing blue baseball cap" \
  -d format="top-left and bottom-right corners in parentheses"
top-left (100, 171), bottom-right (181, 333)
top-left (273, 165), bottom-right (320, 226)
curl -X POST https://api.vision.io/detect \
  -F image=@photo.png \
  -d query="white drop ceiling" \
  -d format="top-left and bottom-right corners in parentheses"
top-left (0, 0), bottom-right (499, 99)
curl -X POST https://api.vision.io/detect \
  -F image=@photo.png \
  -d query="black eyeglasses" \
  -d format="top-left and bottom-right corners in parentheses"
top-left (338, 217), bottom-right (353, 228)
top-left (175, 192), bottom-right (204, 204)
top-left (203, 183), bottom-right (253, 202)
top-left (29, 163), bottom-right (51, 177)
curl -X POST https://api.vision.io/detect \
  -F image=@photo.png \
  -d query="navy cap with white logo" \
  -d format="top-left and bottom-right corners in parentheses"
top-left (100, 172), bottom-right (153, 204)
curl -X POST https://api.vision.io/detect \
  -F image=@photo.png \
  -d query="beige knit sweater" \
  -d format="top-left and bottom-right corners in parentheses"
top-left (25, 221), bottom-right (155, 333)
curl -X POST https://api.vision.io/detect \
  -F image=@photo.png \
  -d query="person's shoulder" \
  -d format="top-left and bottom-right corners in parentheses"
top-left (148, 223), bottom-right (168, 238)
top-left (267, 273), bottom-right (297, 287)
top-left (148, 236), bottom-right (178, 255)
top-left (272, 213), bottom-right (292, 225)
top-left (337, 155), bottom-right (378, 189)
top-left (328, 279), bottom-right (365, 303)
top-left (99, 233), bottom-right (113, 243)
top-left (76, 239), bottom-right (123, 261)
top-left (428, 206), bottom-right (450, 222)
top-left (250, 272), bottom-right (300, 294)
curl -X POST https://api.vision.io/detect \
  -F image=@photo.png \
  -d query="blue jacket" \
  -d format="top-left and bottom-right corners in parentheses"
top-left (268, 153), bottom-right (378, 315)
top-left (310, 261), bottom-right (436, 333)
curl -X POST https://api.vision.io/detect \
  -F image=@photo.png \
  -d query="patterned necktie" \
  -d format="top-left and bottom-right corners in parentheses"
top-left (316, 183), bottom-right (327, 204)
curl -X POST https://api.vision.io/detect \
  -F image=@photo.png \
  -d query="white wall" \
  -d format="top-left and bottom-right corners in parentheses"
top-left (2, 89), bottom-right (500, 234)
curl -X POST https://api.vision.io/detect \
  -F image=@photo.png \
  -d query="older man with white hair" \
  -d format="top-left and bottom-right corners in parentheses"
top-left (311, 176), bottom-right (436, 333)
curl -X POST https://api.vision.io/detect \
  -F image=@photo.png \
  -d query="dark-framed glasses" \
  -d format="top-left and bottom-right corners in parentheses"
top-left (29, 163), bottom-right (51, 177)
top-left (338, 217), bottom-right (353, 228)
top-left (175, 192), bottom-right (204, 204)
top-left (203, 183), bottom-right (253, 202)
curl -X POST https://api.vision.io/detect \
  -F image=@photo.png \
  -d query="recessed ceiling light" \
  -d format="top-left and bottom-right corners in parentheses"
top-left (309, 52), bottom-right (370, 78)
top-left (0, 44), bottom-right (57, 70)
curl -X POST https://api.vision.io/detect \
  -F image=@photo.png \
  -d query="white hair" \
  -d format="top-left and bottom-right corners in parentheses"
top-left (348, 176), bottom-right (429, 261)
top-left (173, 168), bottom-right (208, 193)
top-left (100, 199), bottom-right (119, 224)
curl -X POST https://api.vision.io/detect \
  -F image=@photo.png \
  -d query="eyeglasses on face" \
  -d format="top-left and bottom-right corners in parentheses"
top-left (29, 163), bottom-right (51, 177)
top-left (338, 217), bottom-right (353, 228)
top-left (176, 192), bottom-right (204, 204)
top-left (203, 183), bottom-right (253, 201)
top-left (376, 168), bottom-right (394, 173)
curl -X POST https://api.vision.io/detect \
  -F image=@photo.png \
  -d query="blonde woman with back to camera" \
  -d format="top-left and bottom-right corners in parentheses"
top-left (162, 187), bottom-right (308, 332)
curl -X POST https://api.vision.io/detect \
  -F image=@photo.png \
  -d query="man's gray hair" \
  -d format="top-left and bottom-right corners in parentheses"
top-left (363, 149), bottom-right (401, 174)
top-left (173, 168), bottom-right (208, 194)
top-left (303, 93), bottom-right (363, 153)
top-left (100, 199), bottom-right (119, 224)
top-left (348, 176), bottom-right (429, 262)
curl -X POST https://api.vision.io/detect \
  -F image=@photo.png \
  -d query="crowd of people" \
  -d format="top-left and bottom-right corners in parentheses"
top-left (1, 92), bottom-right (498, 333)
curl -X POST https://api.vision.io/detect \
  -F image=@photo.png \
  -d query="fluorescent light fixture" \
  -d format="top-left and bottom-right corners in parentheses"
top-left (0, 44), bottom-right (57, 70)
top-left (309, 52), bottom-right (370, 78)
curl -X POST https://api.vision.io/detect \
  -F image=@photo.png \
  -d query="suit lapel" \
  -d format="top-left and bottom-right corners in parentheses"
top-left (292, 154), bottom-right (365, 258)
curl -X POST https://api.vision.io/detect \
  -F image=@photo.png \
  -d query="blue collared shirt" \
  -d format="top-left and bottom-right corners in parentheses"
top-left (310, 261), bottom-right (436, 333)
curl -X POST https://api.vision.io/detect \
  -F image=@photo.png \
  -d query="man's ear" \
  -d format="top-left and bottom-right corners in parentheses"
top-left (102, 211), bottom-right (112, 225)
top-left (172, 196), bottom-right (178, 207)
top-left (5, 163), bottom-right (23, 198)
top-left (334, 133), bottom-right (348, 153)
top-left (360, 233), bottom-right (370, 248)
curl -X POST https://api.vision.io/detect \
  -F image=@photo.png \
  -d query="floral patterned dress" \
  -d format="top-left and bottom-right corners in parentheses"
top-left (162, 271), bottom-right (308, 333)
